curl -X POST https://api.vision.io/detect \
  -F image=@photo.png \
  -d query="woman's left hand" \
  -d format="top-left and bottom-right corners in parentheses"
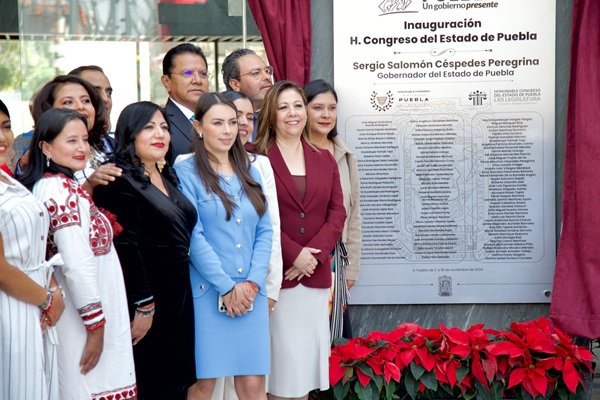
top-left (290, 247), bottom-right (320, 278)
top-left (44, 287), bottom-right (65, 327)
top-left (242, 281), bottom-right (258, 302)
top-left (347, 280), bottom-right (356, 290)
top-left (85, 163), bottom-right (122, 190)
top-left (284, 266), bottom-right (305, 281)
top-left (131, 314), bottom-right (153, 345)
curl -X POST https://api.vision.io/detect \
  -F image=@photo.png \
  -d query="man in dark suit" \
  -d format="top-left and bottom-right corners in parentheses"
top-left (222, 49), bottom-right (273, 140)
top-left (161, 43), bottom-right (210, 163)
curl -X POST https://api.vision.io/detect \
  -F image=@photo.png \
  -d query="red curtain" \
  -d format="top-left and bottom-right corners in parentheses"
top-left (550, 0), bottom-right (600, 339)
top-left (247, 0), bottom-right (312, 86)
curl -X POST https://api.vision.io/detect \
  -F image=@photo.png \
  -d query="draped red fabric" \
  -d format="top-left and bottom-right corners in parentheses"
top-left (550, 0), bottom-right (600, 339)
top-left (247, 0), bottom-right (312, 86)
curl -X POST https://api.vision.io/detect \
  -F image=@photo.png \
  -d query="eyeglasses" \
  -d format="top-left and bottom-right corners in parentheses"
top-left (239, 66), bottom-right (274, 80)
top-left (170, 69), bottom-right (211, 80)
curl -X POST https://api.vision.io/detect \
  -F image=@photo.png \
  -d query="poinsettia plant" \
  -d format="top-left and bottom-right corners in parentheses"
top-left (325, 317), bottom-right (593, 400)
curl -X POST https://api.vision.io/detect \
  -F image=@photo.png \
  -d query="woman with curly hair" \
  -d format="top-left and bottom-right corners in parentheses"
top-left (94, 101), bottom-right (197, 399)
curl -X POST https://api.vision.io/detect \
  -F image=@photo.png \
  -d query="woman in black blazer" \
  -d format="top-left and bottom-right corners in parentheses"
top-left (252, 81), bottom-right (346, 400)
top-left (94, 101), bottom-right (197, 400)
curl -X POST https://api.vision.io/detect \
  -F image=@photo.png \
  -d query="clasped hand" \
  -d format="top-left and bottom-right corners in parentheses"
top-left (285, 247), bottom-right (321, 281)
top-left (222, 282), bottom-right (256, 318)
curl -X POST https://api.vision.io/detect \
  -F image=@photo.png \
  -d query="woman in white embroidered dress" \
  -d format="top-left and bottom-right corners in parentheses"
top-left (19, 108), bottom-right (137, 400)
top-left (0, 98), bottom-right (65, 400)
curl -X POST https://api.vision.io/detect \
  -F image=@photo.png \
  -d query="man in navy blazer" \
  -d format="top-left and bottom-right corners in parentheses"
top-left (160, 43), bottom-right (210, 163)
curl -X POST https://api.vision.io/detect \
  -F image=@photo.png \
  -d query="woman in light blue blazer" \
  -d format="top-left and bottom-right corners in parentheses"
top-left (174, 92), bottom-right (272, 400)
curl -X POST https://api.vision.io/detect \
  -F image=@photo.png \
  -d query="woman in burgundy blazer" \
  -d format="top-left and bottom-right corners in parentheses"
top-left (252, 81), bottom-right (346, 400)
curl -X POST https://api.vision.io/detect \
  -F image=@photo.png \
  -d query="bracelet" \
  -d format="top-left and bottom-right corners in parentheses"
top-left (135, 302), bottom-right (155, 318)
top-left (39, 289), bottom-right (53, 311)
top-left (49, 286), bottom-right (65, 298)
top-left (246, 281), bottom-right (259, 293)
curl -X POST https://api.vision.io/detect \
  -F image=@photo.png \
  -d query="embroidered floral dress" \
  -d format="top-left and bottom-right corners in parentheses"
top-left (33, 173), bottom-right (137, 400)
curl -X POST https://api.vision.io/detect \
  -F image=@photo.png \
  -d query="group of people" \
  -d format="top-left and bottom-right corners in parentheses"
top-left (0, 43), bottom-right (362, 400)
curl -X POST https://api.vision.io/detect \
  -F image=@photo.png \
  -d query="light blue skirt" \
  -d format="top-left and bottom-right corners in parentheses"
top-left (193, 286), bottom-right (269, 378)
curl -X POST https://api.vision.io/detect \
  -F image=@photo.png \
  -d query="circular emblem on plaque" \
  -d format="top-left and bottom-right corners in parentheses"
top-left (370, 90), bottom-right (394, 112)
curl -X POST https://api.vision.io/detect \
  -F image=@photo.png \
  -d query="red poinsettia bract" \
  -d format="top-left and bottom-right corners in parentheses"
top-left (328, 317), bottom-right (591, 400)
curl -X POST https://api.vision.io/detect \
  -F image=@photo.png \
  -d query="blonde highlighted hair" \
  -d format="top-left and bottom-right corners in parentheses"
top-left (252, 80), bottom-right (315, 154)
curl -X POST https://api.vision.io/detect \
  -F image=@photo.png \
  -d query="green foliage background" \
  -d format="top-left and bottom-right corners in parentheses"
top-left (0, 40), bottom-right (57, 102)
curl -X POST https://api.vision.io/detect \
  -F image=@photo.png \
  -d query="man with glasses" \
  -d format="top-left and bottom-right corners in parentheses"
top-left (222, 49), bottom-right (274, 140)
top-left (161, 43), bottom-right (210, 162)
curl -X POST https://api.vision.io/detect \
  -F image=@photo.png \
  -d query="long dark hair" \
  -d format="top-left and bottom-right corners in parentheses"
top-left (304, 79), bottom-right (339, 140)
top-left (191, 92), bottom-right (266, 220)
top-left (19, 108), bottom-right (88, 190)
top-left (0, 98), bottom-right (10, 119)
top-left (113, 101), bottom-right (178, 188)
top-left (222, 90), bottom-right (250, 104)
top-left (31, 75), bottom-right (108, 151)
top-left (253, 80), bottom-right (314, 154)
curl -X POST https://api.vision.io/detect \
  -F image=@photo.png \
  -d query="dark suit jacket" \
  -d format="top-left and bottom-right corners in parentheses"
top-left (267, 138), bottom-right (346, 289)
top-left (165, 98), bottom-right (194, 164)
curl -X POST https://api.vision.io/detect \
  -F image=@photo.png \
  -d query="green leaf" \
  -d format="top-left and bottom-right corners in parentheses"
top-left (475, 380), bottom-right (493, 400)
top-left (520, 386), bottom-right (535, 400)
top-left (343, 367), bottom-right (355, 384)
top-left (355, 380), bottom-right (373, 400)
top-left (455, 362), bottom-right (469, 384)
top-left (372, 373), bottom-right (384, 392)
top-left (489, 380), bottom-right (504, 400)
top-left (333, 337), bottom-right (349, 346)
top-left (438, 383), bottom-right (454, 398)
top-left (409, 362), bottom-right (426, 380)
top-left (404, 370), bottom-right (418, 400)
top-left (420, 370), bottom-right (438, 391)
top-left (514, 389), bottom-right (524, 400)
top-left (384, 380), bottom-right (398, 400)
top-left (369, 381), bottom-right (380, 400)
top-left (357, 363), bottom-right (376, 380)
top-left (573, 384), bottom-right (585, 400)
top-left (333, 382), bottom-right (350, 400)
top-left (463, 391), bottom-right (477, 400)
